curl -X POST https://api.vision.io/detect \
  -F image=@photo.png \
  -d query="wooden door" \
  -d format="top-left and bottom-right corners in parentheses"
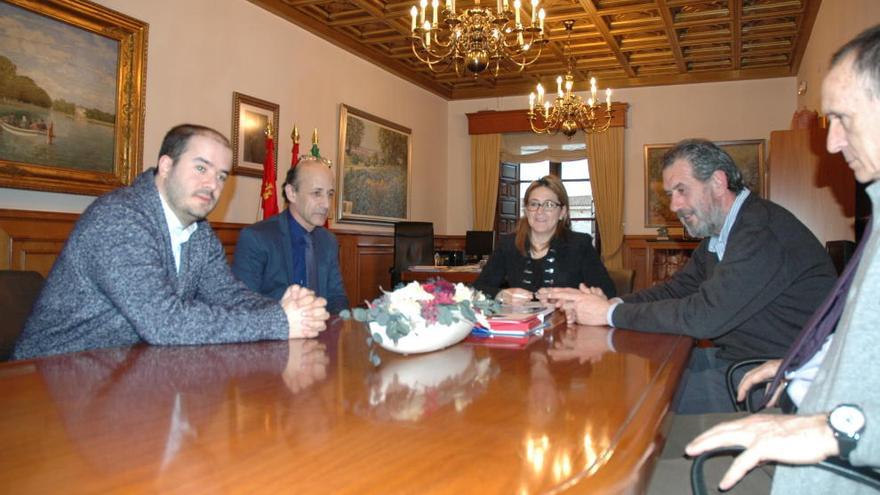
top-left (495, 162), bottom-right (519, 236)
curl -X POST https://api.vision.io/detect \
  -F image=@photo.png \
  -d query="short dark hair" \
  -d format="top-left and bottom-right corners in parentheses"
top-left (831, 24), bottom-right (880, 98)
top-left (158, 124), bottom-right (230, 163)
top-left (661, 139), bottom-right (745, 193)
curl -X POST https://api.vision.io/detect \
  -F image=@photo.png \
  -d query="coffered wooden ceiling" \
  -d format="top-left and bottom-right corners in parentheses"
top-left (248, 0), bottom-right (821, 100)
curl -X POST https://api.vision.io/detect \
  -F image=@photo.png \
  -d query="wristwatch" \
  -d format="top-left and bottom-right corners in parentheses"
top-left (827, 403), bottom-right (866, 460)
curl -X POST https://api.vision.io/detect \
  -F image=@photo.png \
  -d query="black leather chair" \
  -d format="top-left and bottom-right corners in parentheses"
top-left (0, 270), bottom-right (44, 361)
top-left (391, 222), bottom-right (434, 287)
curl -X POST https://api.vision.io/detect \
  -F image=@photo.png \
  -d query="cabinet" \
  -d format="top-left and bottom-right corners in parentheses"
top-left (622, 236), bottom-right (699, 292)
top-left (769, 128), bottom-right (856, 244)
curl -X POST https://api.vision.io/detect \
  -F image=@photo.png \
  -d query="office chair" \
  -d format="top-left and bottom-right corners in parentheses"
top-left (826, 240), bottom-right (856, 275)
top-left (465, 230), bottom-right (495, 262)
top-left (391, 221), bottom-right (434, 287)
top-left (0, 270), bottom-right (44, 361)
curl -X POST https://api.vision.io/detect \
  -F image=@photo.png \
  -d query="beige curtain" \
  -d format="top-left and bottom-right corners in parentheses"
top-left (586, 127), bottom-right (625, 269)
top-left (471, 134), bottom-right (502, 230)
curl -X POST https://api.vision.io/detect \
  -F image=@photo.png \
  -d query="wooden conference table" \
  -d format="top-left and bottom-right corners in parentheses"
top-left (0, 318), bottom-right (691, 494)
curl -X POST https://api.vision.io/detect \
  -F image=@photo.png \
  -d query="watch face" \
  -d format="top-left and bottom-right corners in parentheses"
top-left (830, 405), bottom-right (866, 436)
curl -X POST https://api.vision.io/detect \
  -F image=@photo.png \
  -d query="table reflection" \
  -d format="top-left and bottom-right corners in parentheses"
top-left (359, 345), bottom-right (498, 422)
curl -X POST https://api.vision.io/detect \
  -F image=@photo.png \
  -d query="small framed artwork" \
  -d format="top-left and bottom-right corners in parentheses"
top-left (231, 92), bottom-right (279, 178)
top-left (336, 104), bottom-right (412, 224)
top-left (644, 139), bottom-right (766, 227)
top-left (0, 0), bottom-right (147, 196)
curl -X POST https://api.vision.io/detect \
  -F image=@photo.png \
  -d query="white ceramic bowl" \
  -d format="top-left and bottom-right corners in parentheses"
top-left (368, 317), bottom-right (473, 354)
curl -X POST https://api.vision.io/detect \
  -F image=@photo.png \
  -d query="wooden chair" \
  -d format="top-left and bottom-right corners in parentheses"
top-left (0, 270), bottom-right (44, 360)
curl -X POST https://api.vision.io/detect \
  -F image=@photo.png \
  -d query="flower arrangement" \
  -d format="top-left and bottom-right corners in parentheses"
top-left (341, 279), bottom-right (499, 358)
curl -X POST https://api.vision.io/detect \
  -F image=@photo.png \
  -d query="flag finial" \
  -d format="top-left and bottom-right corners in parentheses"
top-left (265, 121), bottom-right (273, 137)
top-left (292, 125), bottom-right (299, 144)
top-left (312, 128), bottom-right (318, 145)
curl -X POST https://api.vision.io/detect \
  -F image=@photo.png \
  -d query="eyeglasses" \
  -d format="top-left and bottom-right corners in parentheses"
top-left (526, 200), bottom-right (562, 212)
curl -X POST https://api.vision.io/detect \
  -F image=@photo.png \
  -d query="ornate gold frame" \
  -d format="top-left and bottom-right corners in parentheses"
top-left (0, 0), bottom-right (147, 196)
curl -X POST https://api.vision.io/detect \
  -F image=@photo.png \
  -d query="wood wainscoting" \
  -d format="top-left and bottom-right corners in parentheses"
top-left (0, 209), bottom-right (465, 306)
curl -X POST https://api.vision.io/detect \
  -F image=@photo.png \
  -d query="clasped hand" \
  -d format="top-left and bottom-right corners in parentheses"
top-left (280, 285), bottom-right (330, 339)
top-left (538, 284), bottom-right (612, 326)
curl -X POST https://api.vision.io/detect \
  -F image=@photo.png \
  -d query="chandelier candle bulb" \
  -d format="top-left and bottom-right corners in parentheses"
top-left (518, 32), bottom-right (524, 46)
top-left (543, 101), bottom-right (550, 118)
top-left (424, 21), bottom-right (431, 45)
top-left (529, 92), bottom-right (535, 111)
top-left (503, 0), bottom-right (508, 11)
top-left (537, 83), bottom-right (544, 104)
top-left (606, 88), bottom-right (611, 108)
top-left (514, 0), bottom-right (521, 26)
top-left (432, 0), bottom-right (438, 26)
top-left (565, 78), bottom-right (572, 94)
top-left (411, 6), bottom-right (417, 31)
top-left (538, 9), bottom-right (545, 31)
top-left (556, 76), bottom-right (563, 98)
top-left (420, 0), bottom-right (427, 26)
top-left (530, 0), bottom-right (537, 25)
top-left (497, 0), bottom-right (502, 14)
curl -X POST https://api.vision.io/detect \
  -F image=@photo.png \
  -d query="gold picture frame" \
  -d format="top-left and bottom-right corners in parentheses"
top-left (0, 0), bottom-right (147, 196)
top-left (231, 92), bottom-right (279, 178)
top-left (336, 104), bottom-right (412, 224)
top-left (644, 139), bottom-right (766, 227)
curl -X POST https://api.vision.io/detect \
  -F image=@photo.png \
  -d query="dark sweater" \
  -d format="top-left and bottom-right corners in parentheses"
top-left (614, 194), bottom-right (837, 361)
top-left (473, 232), bottom-right (616, 298)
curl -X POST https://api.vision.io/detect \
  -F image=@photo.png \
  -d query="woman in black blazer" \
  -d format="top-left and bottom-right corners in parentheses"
top-left (474, 175), bottom-right (616, 303)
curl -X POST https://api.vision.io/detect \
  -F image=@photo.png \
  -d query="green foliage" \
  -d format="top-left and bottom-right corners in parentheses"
top-left (345, 116), bottom-right (365, 151)
top-left (85, 107), bottom-right (115, 124)
top-left (52, 98), bottom-right (76, 115)
top-left (377, 127), bottom-right (407, 167)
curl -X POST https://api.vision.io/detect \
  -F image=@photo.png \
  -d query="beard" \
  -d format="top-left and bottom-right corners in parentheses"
top-left (677, 195), bottom-right (726, 239)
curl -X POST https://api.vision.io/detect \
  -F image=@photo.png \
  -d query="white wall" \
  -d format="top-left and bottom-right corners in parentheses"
top-left (446, 77), bottom-right (796, 236)
top-left (0, 0), bottom-right (449, 232)
top-left (797, 0), bottom-right (880, 112)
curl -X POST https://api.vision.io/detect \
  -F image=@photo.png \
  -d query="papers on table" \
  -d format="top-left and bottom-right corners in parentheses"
top-left (470, 303), bottom-right (555, 342)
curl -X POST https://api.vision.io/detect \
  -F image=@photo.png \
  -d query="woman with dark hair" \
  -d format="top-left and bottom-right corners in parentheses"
top-left (473, 175), bottom-right (615, 304)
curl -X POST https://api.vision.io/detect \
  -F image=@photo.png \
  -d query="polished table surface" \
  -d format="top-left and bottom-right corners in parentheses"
top-left (0, 318), bottom-right (690, 494)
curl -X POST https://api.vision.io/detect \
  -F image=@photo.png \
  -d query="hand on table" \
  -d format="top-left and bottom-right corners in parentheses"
top-left (685, 413), bottom-right (837, 491)
top-left (281, 285), bottom-right (330, 339)
top-left (496, 288), bottom-right (533, 305)
top-left (736, 359), bottom-right (783, 406)
top-left (543, 283), bottom-right (611, 326)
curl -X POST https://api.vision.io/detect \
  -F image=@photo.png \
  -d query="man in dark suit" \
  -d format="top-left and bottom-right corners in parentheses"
top-left (233, 157), bottom-right (350, 314)
top-left (546, 139), bottom-right (837, 414)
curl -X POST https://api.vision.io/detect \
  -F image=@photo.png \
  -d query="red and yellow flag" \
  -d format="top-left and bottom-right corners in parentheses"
top-left (259, 126), bottom-right (279, 219)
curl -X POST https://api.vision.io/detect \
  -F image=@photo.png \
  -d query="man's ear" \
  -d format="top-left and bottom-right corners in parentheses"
top-left (157, 155), bottom-right (173, 177)
top-left (711, 170), bottom-right (729, 195)
top-left (284, 184), bottom-right (296, 203)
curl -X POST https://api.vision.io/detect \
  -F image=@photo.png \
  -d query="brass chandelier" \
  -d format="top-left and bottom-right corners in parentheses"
top-left (527, 20), bottom-right (613, 137)
top-left (409, 0), bottom-right (548, 77)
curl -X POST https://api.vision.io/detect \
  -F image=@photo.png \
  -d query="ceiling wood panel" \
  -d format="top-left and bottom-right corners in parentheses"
top-left (249, 0), bottom-right (821, 100)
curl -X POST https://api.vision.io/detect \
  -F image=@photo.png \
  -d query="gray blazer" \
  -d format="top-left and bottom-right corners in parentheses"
top-left (13, 169), bottom-right (288, 360)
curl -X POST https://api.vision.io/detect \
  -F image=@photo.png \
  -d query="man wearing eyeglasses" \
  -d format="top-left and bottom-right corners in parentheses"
top-left (545, 139), bottom-right (837, 414)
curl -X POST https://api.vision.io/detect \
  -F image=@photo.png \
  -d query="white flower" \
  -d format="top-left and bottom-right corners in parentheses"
top-left (453, 283), bottom-right (474, 303)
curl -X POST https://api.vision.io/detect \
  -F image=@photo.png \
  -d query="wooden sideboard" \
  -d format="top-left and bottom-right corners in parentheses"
top-left (622, 236), bottom-right (699, 292)
top-left (0, 209), bottom-right (467, 306)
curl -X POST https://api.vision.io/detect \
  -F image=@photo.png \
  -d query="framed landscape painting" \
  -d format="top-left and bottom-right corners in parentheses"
top-left (0, 0), bottom-right (147, 196)
top-left (644, 139), bottom-right (766, 227)
top-left (231, 92), bottom-right (279, 178)
top-left (336, 104), bottom-right (411, 224)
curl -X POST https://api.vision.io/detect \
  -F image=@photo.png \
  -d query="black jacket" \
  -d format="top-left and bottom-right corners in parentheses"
top-left (473, 232), bottom-right (616, 299)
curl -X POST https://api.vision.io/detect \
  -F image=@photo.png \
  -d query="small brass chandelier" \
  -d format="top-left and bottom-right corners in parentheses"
top-left (409, 0), bottom-right (548, 77)
top-left (527, 20), bottom-right (613, 137)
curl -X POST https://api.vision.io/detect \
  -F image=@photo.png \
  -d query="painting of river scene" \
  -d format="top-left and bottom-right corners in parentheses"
top-left (0, 1), bottom-right (145, 196)
top-left (337, 104), bottom-right (411, 224)
top-left (0, 1), bottom-right (122, 181)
